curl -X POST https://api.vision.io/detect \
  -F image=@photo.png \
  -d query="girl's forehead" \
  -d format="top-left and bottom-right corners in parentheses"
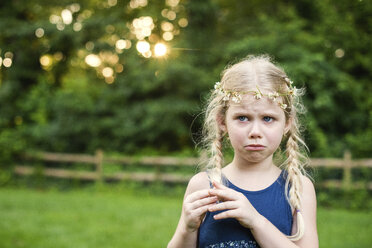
top-left (228, 94), bottom-right (284, 113)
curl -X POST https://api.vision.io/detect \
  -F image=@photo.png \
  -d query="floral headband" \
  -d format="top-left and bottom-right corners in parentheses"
top-left (214, 78), bottom-right (297, 110)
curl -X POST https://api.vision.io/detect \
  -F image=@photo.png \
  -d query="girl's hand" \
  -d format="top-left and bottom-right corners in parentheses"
top-left (182, 189), bottom-right (218, 232)
top-left (208, 181), bottom-right (263, 229)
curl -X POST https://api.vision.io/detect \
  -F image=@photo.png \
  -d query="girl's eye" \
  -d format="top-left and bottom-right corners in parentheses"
top-left (238, 116), bottom-right (248, 122)
top-left (263, 116), bottom-right (274, 122)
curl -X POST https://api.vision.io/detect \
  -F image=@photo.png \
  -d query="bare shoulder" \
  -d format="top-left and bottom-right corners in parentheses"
top-left (300, 175), bottom-right (317, 215)
top-left (301, 175), bottom-right (316, 199)
top-left (290, 175), bottom-right (319, 247)
top-left (184, 172), bottom-right (210, 198)
top-left (293, 177), bottom-right (319, 247)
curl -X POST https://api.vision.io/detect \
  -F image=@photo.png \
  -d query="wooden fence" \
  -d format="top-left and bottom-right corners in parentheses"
top-left (13, 150), bottom-right (372, 190)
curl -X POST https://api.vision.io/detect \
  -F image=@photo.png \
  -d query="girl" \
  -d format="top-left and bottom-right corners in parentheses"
top-left (168, 55), bottom-right (318, 248)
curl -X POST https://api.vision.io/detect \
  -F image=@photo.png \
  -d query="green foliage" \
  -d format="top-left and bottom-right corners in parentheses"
top-left (317, 188), bottom-right (372, 210)
top-left (0, 128), bottom-right (26, 166)
top-left (0, 0), bottom-right (371, 160)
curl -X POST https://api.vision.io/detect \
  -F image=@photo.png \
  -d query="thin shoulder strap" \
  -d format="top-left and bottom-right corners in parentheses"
top-left (207, 175), bottom-right (213, 189)
top-left (207, 171), bottom-right (228, 188)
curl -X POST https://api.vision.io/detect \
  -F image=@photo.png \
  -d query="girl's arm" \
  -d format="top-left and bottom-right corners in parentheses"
top-left (251, 176), bottom-right (318, 248)
top-left (208, 176), bottom-right (318, 248)
top-left (167, 172), bottom-right (214, 248)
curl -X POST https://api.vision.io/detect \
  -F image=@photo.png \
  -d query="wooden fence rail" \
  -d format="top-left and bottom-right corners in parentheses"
top-left (14, 150), bottom-right (372, 190)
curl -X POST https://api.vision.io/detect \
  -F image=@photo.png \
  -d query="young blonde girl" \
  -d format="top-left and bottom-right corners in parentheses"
top-left (168, 55), bottom-right (318, 248)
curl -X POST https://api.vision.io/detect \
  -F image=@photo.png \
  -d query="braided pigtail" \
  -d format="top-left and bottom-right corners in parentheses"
top-left (201, 86), bottom-right (227, 185)
top-left (207, 129), bottom-right (224, 184)
top-left (284, 105), bottom-right (309, 241)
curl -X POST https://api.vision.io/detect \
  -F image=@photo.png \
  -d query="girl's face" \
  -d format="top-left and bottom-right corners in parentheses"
top-left (220, 94), bottom-right (290, 164)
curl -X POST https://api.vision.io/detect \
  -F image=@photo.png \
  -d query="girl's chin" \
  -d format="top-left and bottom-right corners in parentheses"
top-left (239, 154), bottom-right (268, 163)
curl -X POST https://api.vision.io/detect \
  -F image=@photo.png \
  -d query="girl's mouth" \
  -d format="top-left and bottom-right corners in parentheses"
top-left (245, 144), bottom-right (266, 151)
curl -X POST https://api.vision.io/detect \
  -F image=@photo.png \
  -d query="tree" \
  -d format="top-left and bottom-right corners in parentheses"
top-left (0, 0), bottom-right (371, 159)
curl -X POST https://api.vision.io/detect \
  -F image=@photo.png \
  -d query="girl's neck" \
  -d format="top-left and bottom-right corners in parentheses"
top-left (222, 155), bottom-right (281, 191)
top-left (229, 154), bottom-right (275, 173)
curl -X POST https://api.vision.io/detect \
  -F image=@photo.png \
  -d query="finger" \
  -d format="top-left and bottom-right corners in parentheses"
top-left (212, 180), bottom-right (229, 190)
top-left (186, 189), bottom-right (211, 203)
top-left (211, 181), bottom-right (238, 195)
top-left (213, 209), bottom-right (239, 220)
top-left (190, 196), bottom-right (218, 210)
top-left (209, 188), bottom-right (240, 201)
top-left (208, 201), bottom-right (237, 212)
top-left (193, 203), bottom-right (219, 217)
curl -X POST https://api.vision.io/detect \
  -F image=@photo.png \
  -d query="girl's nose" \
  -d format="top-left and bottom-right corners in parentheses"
top-left (249, 122), bottom-right (262, 139)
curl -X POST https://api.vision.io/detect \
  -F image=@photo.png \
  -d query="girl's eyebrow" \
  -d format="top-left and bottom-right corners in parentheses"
top-left (231, 108), bottom-right (280, 114)
top-left (261, 111), bottom-right (280, 116)
top-left (231, 111), bottom-right (251, 116)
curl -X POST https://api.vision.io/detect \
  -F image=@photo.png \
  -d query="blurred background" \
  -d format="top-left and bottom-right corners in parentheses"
top-left (0, 0), bottom-right (371, 247)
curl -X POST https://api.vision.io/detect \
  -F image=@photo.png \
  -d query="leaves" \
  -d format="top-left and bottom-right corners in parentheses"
top-left (0, 0), bottom-right (371, 157)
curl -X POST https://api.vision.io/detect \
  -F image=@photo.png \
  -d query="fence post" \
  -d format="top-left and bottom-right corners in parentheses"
top-left (342, 150), bottom-right (352, 190)
top-left (154, 163), bottom-right (161, 182)
top-left (95, 149), bottom-right (104, 183)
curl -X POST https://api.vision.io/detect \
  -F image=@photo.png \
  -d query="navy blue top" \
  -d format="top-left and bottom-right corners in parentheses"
top-left (198, 171), bottom-right (293, 248)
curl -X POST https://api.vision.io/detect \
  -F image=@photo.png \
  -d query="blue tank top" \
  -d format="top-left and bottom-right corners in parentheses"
top-left (198, 171), bottom-right (293, 248)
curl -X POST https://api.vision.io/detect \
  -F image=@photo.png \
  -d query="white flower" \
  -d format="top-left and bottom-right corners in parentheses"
top-left (288, 86), bottom-right (298, 96)
top-left (223, 92), bottom-right (230, 101)
top-left (280, 103), bottom-right (288, 110)
top-left (293, 86), bottom-right (298, 96)
top-left (285, 77), bottom-right (294, 85)
top-left (231, 93), bottom-right (242, 103)
top-left (268, 92), bottom-right (279, 101)
top-left (254, 91), bottom-right (262, 99)
top-left (214, 81), bottom-right (221, 90)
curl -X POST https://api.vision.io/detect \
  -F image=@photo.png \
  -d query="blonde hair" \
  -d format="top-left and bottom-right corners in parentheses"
top-left (201, 55), bottom-right (308, 241)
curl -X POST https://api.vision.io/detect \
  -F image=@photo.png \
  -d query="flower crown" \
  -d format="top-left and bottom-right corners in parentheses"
top-left (214, 78), bottom-right (297, 110)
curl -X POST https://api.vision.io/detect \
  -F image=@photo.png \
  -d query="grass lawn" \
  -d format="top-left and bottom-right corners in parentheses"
top-left (0, 187), bottom-right (371, 248)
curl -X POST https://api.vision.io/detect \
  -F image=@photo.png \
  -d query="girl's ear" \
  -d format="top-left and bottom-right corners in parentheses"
top-left (216, 113), bottom-right (227, 133)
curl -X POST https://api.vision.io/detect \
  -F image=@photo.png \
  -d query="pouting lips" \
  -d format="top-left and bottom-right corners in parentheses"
top-left (244, 144), bottom-right (266, 151)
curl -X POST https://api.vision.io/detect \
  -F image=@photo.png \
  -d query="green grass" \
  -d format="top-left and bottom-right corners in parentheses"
top-left (0, 187), bottom-right (371, 248)
top-left (317, 208), bottom-right (372, 248)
